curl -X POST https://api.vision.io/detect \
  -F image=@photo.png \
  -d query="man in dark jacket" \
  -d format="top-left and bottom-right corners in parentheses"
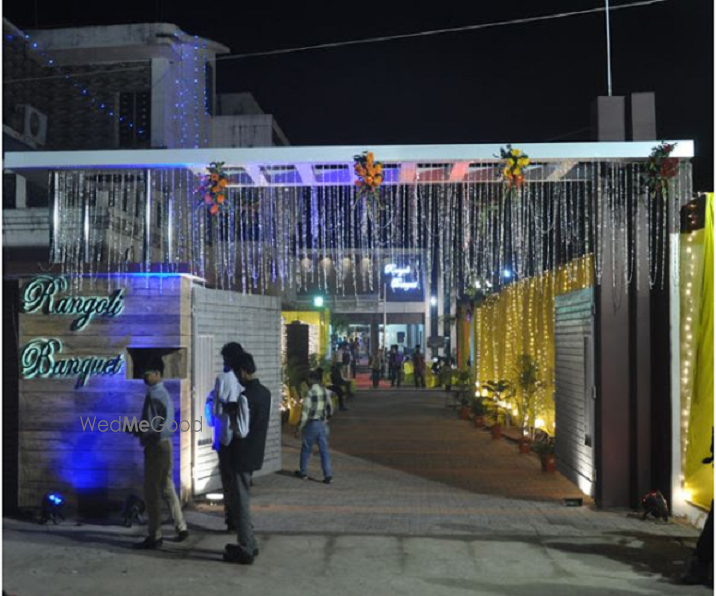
top-left (223, 352), bottom-right (271, 565)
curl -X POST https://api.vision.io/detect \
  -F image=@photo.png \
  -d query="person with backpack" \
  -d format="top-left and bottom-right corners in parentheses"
top-left (205, 342), bottom-right (248, 532)
top-left (223, 352), bottom-right (271, 565)
top-left (295, 369), bottom-right (333, 484)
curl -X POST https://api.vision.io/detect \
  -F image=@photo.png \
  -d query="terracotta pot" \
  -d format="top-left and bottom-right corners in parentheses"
top-left (541, 453), bottom-right (556, 472)
top-left (491, 423), bottom-right (502, 440)
top-left (473, 415), bottom-right (485, 428)
top-left (459, 406), bottom-right (471, 421)
top-left (518, 438), bottom-right (532, 454)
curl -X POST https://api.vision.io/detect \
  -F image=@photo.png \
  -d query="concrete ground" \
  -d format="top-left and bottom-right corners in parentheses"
top-left (3, 385), bottom-right (711, 595)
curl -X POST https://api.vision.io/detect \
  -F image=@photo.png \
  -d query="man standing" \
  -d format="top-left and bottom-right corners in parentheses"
top-left (329, 363), bottom-right (350, 411)
top-left (134, 358), bottom-right (188, 549)
top-left (295, 369), bottom-right (333, 483)
top-left (413, 346), bottom-right (426, 388)
top-left (206, 342), bottom-right (248, 532)
top-left (389, 345), bottom-right (403, 387)
top-left (223, 352), bottom-right (271, 565)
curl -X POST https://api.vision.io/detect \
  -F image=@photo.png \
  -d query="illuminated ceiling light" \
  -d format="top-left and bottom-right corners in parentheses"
top-left (503, 269), bottom-right (512, 279)
top-left (430, 296), bottom-right (437, 306)
top-left (313, 296), bottom-right (325, 308)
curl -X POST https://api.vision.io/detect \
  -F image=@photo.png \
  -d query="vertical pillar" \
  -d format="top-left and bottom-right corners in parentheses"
top-left (595, 185), bottom-right (631, 508)
top-left (630, 192), bottom-right (652, 506)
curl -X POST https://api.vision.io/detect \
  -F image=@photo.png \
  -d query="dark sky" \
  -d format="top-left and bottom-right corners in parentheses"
top-left (4, 0), bottom-right (714, 190)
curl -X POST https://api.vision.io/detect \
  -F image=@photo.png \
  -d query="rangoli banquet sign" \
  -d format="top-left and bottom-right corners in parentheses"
top-left (20, 277), bottom-right (125, 388)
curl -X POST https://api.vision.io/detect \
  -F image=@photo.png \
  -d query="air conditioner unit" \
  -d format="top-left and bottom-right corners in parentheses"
top-left (21, 105), bottom-right (48, 146)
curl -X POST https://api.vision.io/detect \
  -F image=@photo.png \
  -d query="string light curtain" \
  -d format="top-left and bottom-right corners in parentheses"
top-left (473, 256), bottom-right (594, 435)
top-left (681, 193), bottom-right (714, 511)
top-left (48, 160), bottom-right (691, 296)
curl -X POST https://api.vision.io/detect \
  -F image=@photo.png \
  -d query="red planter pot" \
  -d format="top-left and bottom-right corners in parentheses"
top-left (541, 453), bottom-right (556, 472)
top-left (459, 406), bottom-right (471, 421)
top-left (491, 423), bottom-right (502, 440)
top-left (473, 415), bottom-right (485, 428)
top-left (518, 439), bottom-right (532, 454)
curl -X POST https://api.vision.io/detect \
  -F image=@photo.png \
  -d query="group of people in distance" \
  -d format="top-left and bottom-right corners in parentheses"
top-left (370, 345), bottom-right (427, 388)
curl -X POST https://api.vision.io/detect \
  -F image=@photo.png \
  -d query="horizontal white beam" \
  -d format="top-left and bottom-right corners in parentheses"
top-left (3, 141), bottom-right (695, 170)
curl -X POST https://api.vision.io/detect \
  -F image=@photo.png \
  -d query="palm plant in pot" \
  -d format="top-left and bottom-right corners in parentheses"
top-left (531, 434), bottom-right (556, 472)
top-left (483, 379), bottom-right (512, 439)
top-left (452, 368), bottom-right (473, 420)
top-left (471, 395), bottom-right (487, 428)
top-left (514, 354), bottom-right (542, 453)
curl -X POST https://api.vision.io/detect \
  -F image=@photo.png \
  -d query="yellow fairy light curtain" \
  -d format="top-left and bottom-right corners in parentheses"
top-left (473, 256), bottom-right (593, 435)
top-left (681, 194), bottom-right (714, 510)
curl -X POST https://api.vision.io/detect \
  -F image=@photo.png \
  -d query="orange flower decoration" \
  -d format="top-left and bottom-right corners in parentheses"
top-left (353, 151), bottom-right (385, 204)
top-left (200, 162), bottom-right (229, 216)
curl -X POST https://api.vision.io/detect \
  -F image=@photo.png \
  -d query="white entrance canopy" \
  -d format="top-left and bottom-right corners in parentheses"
top-left (4, 141), bottom-right (695, 187)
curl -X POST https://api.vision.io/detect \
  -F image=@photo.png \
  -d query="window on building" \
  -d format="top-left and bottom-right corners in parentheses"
top-left (119, 92), bottom-right (151, 148)
top-left (3, 174), bottom-right (16, 209)
top-left (204, 62), bottom-right (214, 116)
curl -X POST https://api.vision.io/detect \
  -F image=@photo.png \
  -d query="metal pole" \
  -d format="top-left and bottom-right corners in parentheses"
top-left (605, 0), bottom-right (613, 96)
top-left (383, 283), bottom-right (388, 350)
top-left (144, 169), bottom-right (152, 270)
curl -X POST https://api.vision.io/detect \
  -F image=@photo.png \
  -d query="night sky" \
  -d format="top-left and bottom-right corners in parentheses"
top-left (4, 0), bottom-right (713, 190)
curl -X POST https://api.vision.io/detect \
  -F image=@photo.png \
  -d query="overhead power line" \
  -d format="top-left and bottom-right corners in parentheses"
top-left (215, 0), bottom-right (669, 62)
top-left (4, 0), bottom-right (670, 85)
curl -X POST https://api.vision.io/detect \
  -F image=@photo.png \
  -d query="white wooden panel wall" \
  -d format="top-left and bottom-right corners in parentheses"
top-left (554, 288), bottom-right (596, 496)
top-left (191, 286), bottom-right (282, 496)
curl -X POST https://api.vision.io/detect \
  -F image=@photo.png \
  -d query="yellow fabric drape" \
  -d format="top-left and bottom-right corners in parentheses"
top-left (473, 256), bottom-right (593, 434)
top-left (684, 193), bottom-right (714, 510)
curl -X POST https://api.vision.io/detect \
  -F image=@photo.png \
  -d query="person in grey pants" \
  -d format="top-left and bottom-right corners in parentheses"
top-left (222, 352), bottom-right (272, 565)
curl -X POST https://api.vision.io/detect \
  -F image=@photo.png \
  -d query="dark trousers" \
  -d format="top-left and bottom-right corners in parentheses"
top-left (415, 372), bottom-right (425, 387)
top-left (218, 446), bottom-right (233, 524)
top-left (390, 365), bottom-right (401, 386)
top-left (329, 384), bottom-right (347, 409)
top-left (225, 469), bottom-right (256, 557)
top-left (696, 501), bottom-right (714, 565)
top-left (372, 370), bottom-right (380, 387)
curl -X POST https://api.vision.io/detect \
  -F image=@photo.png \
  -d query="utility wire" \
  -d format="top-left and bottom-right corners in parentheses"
top-left (215, 0), bottom-right (669, 62)
top-left (4, 0), bottom-right (670, 84)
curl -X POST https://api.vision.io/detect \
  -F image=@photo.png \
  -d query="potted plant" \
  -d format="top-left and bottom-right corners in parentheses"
top-left (483, 379), bottom-right (512, 439)
top-left (532, 436), bottom-right (556, 472)
top-left (471, 396), bottom-right (487, 428)
top-left (514, 354), bottom-right (542, 453)
top-left (452, 368), bottom-right (473, 420)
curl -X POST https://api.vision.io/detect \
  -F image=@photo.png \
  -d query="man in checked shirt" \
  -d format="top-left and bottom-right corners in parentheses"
top-left (295, 368), bottom-right (333, 484)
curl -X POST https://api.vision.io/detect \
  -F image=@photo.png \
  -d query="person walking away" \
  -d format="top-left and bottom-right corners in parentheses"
top-left (223, 352), bottom-right (272, 565)
top-left (328, 363), bottom-right (350, 411)
top-left (295, 369), bottom-right (333, 483)
top-left (370, 349), bottom-right (383, 388)
top-left (413, 346), bottom-right (426, 388)
top-left (206, 342), bottom-right (248, 532)
top-left (389, 346), bottom-right (403, 387)
top-left (132, 358), bottom-right (188, 549)
top-left (342, 345), bottom-right (351, 379)
top-left (350, 340), bottom-right (358, 378)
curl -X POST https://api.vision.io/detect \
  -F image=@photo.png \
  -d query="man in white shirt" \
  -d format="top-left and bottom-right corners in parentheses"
top-left (206, 342), bottom-right (249, 531)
